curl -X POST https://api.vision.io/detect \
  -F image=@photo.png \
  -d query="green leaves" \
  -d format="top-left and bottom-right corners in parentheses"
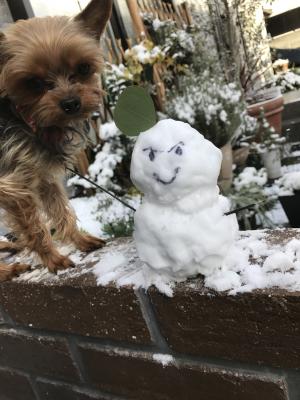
top-left (114, 86), bottom-right (157, 136)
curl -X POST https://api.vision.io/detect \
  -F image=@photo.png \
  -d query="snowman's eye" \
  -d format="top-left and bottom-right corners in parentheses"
top-left (143, 147), bottom-right (156, 161)
top-left (149, 149), bottom-right (155, 161)
top-left (175, 146), bottom-right (183, 156)
top-left (168, 141), bottom-right (184, 154)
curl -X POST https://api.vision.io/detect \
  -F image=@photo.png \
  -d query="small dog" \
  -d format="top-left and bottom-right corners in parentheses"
top-left (0, 0), bottom-right (112, 281)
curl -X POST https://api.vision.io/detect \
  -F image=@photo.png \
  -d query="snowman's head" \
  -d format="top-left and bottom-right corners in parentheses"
top-left (130, 119), bottom-right (222, 203)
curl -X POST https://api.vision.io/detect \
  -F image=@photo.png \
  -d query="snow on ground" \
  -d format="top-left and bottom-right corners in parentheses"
top-left (70, 195), bottom-right (104, 237)
top-left (70, 192), bottom-right (139, 238)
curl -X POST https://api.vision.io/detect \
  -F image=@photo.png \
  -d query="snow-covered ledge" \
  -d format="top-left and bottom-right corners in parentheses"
top-left (1, 230), bottom-right (300, 399)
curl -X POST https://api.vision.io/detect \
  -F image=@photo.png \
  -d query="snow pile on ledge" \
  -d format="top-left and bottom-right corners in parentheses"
top-left (93, 230), bottom-right (300, 296)
top-left (205, 230), bottom-right (300, 294)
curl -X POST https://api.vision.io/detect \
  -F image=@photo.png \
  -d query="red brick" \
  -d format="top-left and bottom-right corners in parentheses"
top-left (0, 328), bottom-right (80, 381)
top-left (78, 345), bottom-right (288, 400)
top-left (0, 367), bottom-right (36, 400)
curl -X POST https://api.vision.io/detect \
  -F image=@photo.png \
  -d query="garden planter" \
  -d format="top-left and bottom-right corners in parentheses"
top-left (233, 147), bottom-right (249, 166)
top-left (279, 191), bottom-right (300, 227)
top-left (247, 94), bottom-right (284, 134)
top-left (261, 148), bottom-right (282, 180)
top-left (218, 142), bottom-right (233, 192)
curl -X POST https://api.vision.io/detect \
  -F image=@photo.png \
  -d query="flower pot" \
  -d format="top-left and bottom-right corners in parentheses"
top-left (218, 142), bottom-right (233, 192)
top-left (279, 191), bottom-right (300, 227)
top-left (233, 147), bottom-right (250, 166)
top-left (247, 94), bottom-right (284, 134)
top-left (261, 148), bottom-right (282, 180)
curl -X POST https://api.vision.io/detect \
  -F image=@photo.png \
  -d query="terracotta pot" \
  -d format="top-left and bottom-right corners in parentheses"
top-left (233, 147), bottom-right (250, 166)
top-left (247, 94), bottom-right (284, 134)
top-left (218, 142), bottom-right (233, 192)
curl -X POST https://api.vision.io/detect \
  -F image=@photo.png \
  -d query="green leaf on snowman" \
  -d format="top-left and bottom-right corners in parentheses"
top-left (114, 86), bottom-right (157, 136)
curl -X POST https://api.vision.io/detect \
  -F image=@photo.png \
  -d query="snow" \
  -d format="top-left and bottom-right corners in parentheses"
top-left (153, 353), bottom-right (174, 367)
top-left (90, 230), bottom-right (300, 296)
top-left (130, 119), bottom-right (238, 280)
top-left (276, 171), bottom-right (300, 196)
top-left (70, 195), bottom-right (103, 237)
top-left (68, 122), bottom-right (125, 190)
top-left (205, 230), bottom-right (300, 294)
top-left (70, 192), bottom-right (139, 238)
top-left (93, 241), bottom-right (176, 297)
top-left (233, 167), bottom-right (267, 190)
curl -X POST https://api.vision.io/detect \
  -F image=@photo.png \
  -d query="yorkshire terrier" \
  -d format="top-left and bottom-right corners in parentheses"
top-left (0, 0), bottom-right (112, 281)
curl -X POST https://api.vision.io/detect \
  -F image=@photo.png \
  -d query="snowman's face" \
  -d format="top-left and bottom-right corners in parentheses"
top-left (130, 119), bottom-right (222, 202)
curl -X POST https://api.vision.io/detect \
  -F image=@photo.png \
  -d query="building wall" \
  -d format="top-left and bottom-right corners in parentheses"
top-left (0, 0), bottom-right (13, 28)
top-left (269, 0), bottom-right (300, 17)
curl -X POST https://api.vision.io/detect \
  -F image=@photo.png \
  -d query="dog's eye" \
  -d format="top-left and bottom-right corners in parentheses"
top-left (77, 63), bottom-right (91, 76)
top-left (26, 77), bottom-right (46, 92)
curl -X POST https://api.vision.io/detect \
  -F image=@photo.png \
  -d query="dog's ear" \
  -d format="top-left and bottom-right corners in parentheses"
top-left (75, 0), bottom-right (112, 40)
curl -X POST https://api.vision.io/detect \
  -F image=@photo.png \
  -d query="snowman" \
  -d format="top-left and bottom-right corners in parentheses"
top-left (130, 119), bottom-right (238, 280)
top-left (114, 87), bottom-right (238, 281)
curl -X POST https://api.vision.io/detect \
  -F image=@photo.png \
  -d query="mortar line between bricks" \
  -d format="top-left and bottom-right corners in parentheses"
top-left (0, 323), bottom-right (157, 351)
top-left (135, 288), bottom-right (170, 352)
top-left (28, 375), bottom-right (42, 400)
top-left (0, 322), bottom-right (295, 379)
top-left (67, 336), bottom-right (86, 383)
top-left (284, 370), bottom-right (300, 400)
top-left (36, 376), bottom-right (128, 400)
top-left (0, 304), bottom-right (14, 325)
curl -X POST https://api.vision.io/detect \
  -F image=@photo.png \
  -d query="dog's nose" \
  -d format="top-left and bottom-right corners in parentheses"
top-left (60, 97), bottom-right (81, 114)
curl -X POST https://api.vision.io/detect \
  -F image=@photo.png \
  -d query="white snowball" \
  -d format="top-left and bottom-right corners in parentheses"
top-left (130, 119), bottom-right (238, 280)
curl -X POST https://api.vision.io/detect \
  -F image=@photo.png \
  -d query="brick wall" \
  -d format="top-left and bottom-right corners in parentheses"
top-left (0, 232), bottom-right (300, 399)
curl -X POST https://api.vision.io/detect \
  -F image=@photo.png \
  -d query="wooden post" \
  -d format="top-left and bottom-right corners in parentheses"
top-left (181, 1), bottom-right (193, 25)
top-left (126, 0), bottom-right (147, 39)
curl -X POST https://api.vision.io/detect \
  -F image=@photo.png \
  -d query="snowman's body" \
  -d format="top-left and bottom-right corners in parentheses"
top-left (131, 119), bottom-right (238, 280)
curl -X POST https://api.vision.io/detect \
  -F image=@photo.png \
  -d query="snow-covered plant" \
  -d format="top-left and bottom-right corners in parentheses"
top-left (233, 167), bottom-right (267, 190)
top-left (276, 171), bottom-right (300, 196)
top-left (103, 63), bottom-right (134, 107)
top-left (123, 39), bottom-right (165, 83)
top-left (165, 71), bottom-right (244, 147)
top-left (232, 112), bottom-right (258, 148)
top-left (251, 110), bottom-right (286, 153)
top-left (273, 71), bottom-right (300, 93)
top-left (96, 195), bottom-right (139, 238)
top-left (103, 41), bottom-right (165, 108)
top-left (229, 166), bottom-right (276, 229)
top-left (68, 122), bottom-right (134, 193)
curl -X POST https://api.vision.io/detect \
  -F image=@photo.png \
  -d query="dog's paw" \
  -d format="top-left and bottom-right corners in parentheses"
top-left (0, 241), bottom-right (20, 254)
top-left (0, 263), bottom-right (31, 282)
top-left (75, 234), bottom-right (106, 253)
top-left (45, 253), bottom-right (75, 274)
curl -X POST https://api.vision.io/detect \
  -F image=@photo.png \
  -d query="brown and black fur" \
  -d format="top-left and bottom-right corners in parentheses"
top-left (0, 0), bottom-right (112, 281)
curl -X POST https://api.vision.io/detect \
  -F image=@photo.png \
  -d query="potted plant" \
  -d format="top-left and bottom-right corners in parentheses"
top-left (250, 110), bottom-right (286, 180)
top-left (214, 0), bottom-right (284, 133)
top-left (165, 72), bottom-right (245, 191)
top-left (229, 166), bottom-right (277, 230)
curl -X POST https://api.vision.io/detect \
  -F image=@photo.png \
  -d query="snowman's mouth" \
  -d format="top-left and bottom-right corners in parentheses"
top-left (153, 167), bottom-right (181, 185)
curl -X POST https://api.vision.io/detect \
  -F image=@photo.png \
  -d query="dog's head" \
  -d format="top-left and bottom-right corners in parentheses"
top-left (0, 0), bottom-right (112, 130)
